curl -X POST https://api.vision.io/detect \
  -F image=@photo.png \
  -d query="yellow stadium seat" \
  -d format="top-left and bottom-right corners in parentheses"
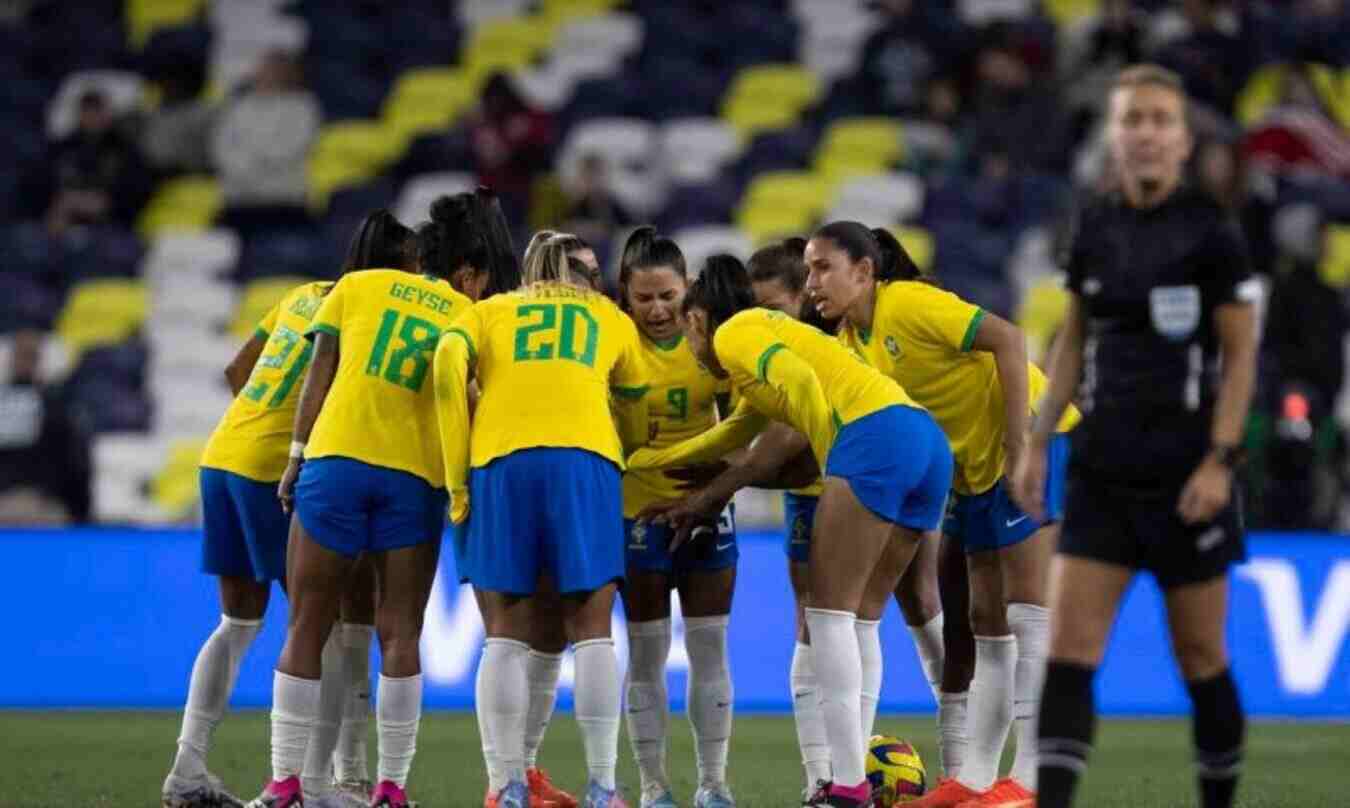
top-left (1239, 62), bottom-right (1349, 128)
top-left (815, 152), bottom-right (893, 189)
top-left (1315, 67), bottom-right (1350, 129)
top-left (1319, 225), bottom-right (1350, 289)
top-left (722, 96), bottom-right (803, 138)
top-left (151, 438), bottom-right (208, 517)
top-left (725, 65), bottom-right (821, 111)
top-left (136, 175), bottom-right (222, 239)
top-left (1017, 275), bottom-right (1071, 362)
top-left (1042, 0), bottom-right (1097, 26)
top-left (465, 41), bottom-right (541, 87)
top-left (231, 277), bottom-right (314, 340)
top-left (385, 68), bottom-right (474, 120)
top-left (739, 171), bottom-right (834, 216)
top-left (56, 280), bottom-right (149, 357)
top-left (817, 118), bottom-right (905, 165)
top-left (541, 0), bottom-right (619, 18)
top-left (306, 121), bottom-right (406, 208)
top-left (886, 225), bottom-right (935, 273)
top-left (738, 204), bottom-right (817, 245)
top-left (127, 0), bottom-right (205, 49)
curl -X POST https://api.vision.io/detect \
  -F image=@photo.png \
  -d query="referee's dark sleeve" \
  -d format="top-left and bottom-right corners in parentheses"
top-left (1056, 197), bottom-right (1087, 293)
top-left (1204, 215), bottom-right (1258, 305)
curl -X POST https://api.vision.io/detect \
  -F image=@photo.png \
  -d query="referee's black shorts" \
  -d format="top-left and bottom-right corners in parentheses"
top-left (1059, 465), bottom-right (1246, 589)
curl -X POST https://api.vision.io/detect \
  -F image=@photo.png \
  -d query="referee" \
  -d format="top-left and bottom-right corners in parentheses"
top-left (1012, 65), bottom-right (1259, 808)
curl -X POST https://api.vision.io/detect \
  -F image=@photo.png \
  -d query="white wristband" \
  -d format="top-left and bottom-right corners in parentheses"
top-left (289, 441), bottom-right (306, 459)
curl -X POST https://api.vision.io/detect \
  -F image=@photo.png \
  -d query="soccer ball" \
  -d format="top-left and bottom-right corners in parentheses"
top-left (866, 735), bottom-right (927, 806)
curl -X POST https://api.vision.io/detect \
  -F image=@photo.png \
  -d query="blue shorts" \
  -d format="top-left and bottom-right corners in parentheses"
top-left (824, 405), bottom-right (953, 531)
top-left (200, 467), bottom-right (288, 582)
top-left (295, 456), bottom-right (447, 559)
top-left (449, 520), bottom-right (469, 583)
top-left (464, 447), bottom-right (624, 595)
top-left (625, 503), bottom-right (737, 575)
top-left (946, 433), bottom-right (1071, 553)
top-left (783, 491), bottom-right (817, 563)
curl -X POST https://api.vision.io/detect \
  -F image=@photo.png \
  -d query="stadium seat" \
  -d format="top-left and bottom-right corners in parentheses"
top-left (887, 225), bottom-right (935, 273)
top-left (93, 434), bottom-right (172, 523)
top-left (513, 60), bottom-right (585, 112)
top-left (831, 173), bottom-right (925, 225)
top-left (56, 280), bottom-right (150, 358)
top-left (141, 231), bottom-right (241, 285)
top-left (1016, 273), bottom-right (1070, 362)
top-left (721, 64), bottom-right (821, 138)
top-left (1041, 0), bottom-right (1098, 26)
top-left (555, 12), bottom-right (642, 61)
top-left (660, 178), bottom-right (742, 232)
top-left (126, 0), bottom-right (207, 49)
top-left (307, 121), bottom-right (406, 209)
top-left (395, 172), bottom-right (478, 226)
top-left (147, 326), bottom-right (236, 376)
top-left (737, 171), bottom-right (833, 222)
top-left (463, 16), bottom-right (554, 85)
top-left (150, 279), bottom-right (236, 330)
top-left (660, 118), bottom-right (743, 185)
top-left (46, 70), bottom-right (145, 139)
top-left (150, 438), bottom-right (209, 518)
top-left (557, 118), bottom-right (664, 217)
top-left (458, 0), bottom-right (532, 29)
top-left (816, 118), bottom-right (905, 167)
top-left (383, 68), bottom-right (475, 139)
top-left (958, 0), bottom-right (1036, 25)
top-left (136, 176), bottom-right (224, 240)
top-left (1320, 225), bottom-right (1350, 289)
top-left (672, 225), bottom-right (755, 276)
top-left (230, 276), bottom-right (314, 339)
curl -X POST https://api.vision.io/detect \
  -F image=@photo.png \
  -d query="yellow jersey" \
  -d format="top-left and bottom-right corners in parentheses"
top-left (434, 282), bottom-right (649, 523)
top-left (837, 281), bottom-right (1079, 496)
top-left (304, 269), bottom-right (472, 486)
top-left (622, 332), bottom-right (730, 518)
top-left (628, 308), bottom-right (920, 474)
top-left (201, 281), bottom-right (332, 482)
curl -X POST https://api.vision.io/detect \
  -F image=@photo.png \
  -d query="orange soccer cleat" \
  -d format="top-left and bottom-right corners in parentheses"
top-left (954, 777), bottom-right (1036, 808)
top-left (529, 768), bottom-right (578, 808)
top-left (904, 778), bottom-right (983, 808)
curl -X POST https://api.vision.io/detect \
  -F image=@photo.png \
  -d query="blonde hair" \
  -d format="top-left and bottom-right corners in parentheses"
top-left (1113, 63), bottom-right (1185, 94)
top-left (523, 229), bottom-right (559, 266)
top-left (522, 232), bottom-right (593, 287)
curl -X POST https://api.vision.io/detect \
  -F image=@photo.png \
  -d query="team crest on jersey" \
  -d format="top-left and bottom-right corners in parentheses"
top-left (1149, 285), bottom-right (1201, 341)
top-left (884, 335), bottom-right (901, 358)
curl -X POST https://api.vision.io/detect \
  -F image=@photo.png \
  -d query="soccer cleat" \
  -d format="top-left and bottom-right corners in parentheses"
top-left (636, 782), bottom-right (674, 808)
top-left (953, 778), bottom-right (1035, 808)
top-left (803, 780), bottom-right (871, 807)
top-left (369, 780), bottom-right (413, 808)
top-left (245, 777), bottom-right (303, 808)
top-left (486, 781), bottom-right (531, 808)
top-left (581, 780), bottom-right (629, 808)
top-left (529, 768), bottom-right (578, 808)
top-left (904, 778), bottom-right (982, 808)
top-left (162, 772), bottom-right (246, 808)
top-left (693, 783), bottom-right (736, 807)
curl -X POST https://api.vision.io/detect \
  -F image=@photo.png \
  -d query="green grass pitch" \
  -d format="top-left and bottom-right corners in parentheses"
top-left (1, 711), bottom-right (1344, 807)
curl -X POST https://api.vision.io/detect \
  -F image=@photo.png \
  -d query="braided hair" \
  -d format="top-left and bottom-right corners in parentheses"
top-left (681, 253), bottom-right (755, 334)
top-left (343, 209), bottom-right (415, 272)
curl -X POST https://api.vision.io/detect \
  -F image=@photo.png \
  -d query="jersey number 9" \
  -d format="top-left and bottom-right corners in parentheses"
top-left (367, 309), bottom-right (442, 392)
top-left (513, 303), bottom-right (599, 368)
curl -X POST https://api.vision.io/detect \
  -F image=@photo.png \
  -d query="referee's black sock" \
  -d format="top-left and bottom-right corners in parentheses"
top-left (1187, 669), bottom-right (1245, 808)
top-left (1037, 660), bottom-right (1097, 808)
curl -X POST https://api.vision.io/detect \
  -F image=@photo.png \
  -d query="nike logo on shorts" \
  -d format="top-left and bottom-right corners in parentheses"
top-left (715, 542), bottom-right (733, 551)
top-left (1196, 526), bottom-right (1225, 552)
top-left (1006, 515), bottom-right (1029, 528)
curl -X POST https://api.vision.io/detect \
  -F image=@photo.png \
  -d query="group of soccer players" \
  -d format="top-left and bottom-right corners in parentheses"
top-left (165, 63), bottom-right (1255, 808)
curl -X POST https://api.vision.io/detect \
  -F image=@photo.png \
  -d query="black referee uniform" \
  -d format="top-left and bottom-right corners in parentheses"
top-left (1057, 184), bottom-right (1258, 586)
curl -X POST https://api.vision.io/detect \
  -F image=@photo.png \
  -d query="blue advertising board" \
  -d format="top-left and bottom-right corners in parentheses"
top-left (5, 529), bottom-right (1348, 716)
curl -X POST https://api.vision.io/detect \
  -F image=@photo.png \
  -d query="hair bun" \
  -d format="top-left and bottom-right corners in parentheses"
top-left (429, 194), bottom-right (470, 224)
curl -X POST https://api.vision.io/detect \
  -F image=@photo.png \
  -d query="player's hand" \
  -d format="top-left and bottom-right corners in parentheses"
top-left (1010, 441), bottom-right (1047, 523)
top-left (1177, 456), bottom-right (1232, 524)
top-left (664, 461), bottom-right (730, 491)
top-left (278, 459), bottom-right (302, 514)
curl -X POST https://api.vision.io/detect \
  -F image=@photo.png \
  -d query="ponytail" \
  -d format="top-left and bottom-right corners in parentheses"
top-left (619, 225), bottom-right (686, 309)
top-left (417, 187), bottom-right (520, 295)
top-left (343, 209), bottom-right (415, 273)
top-left (682, 253), bottom-right (755, 333)
top-left (812, 220), bottom-right (929, 284)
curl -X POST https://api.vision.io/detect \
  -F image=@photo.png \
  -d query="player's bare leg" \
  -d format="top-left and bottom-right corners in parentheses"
top-left (676, 567), bottom-right (737, 808)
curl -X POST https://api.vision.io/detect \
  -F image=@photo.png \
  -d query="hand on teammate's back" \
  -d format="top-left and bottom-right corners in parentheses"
top-left (1176, 456), bottom-right (1232, 524)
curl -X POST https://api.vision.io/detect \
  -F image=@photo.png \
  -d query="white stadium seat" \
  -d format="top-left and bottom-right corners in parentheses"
top-left (558, 118), bottom-right (664, 217)
top-left (660, 118), bottom-right (743, 185)
top-left (93, 434), bottom-right (170, 523)
top-left (556, 13), bottom-right (644, 60)
top-left (832, 173), bottom-right (925, 225)
top-left (672, 225), bottom-right (754, 277)
top-left (141, 231), bottom-right (241, 284)
top-left (395, 172), bottom-right (478, 227)
top-left (47, 71), bottom-right (144, 139)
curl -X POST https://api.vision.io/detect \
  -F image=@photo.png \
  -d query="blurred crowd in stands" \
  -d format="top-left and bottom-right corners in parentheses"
top-left (0, 0), bottom-right (1346, 529)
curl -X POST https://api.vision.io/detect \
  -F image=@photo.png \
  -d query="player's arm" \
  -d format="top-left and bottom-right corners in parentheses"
top-left (662, 422), bottom-right (814, 516)
top-left (743, 336), bottom-right (835, 470)
top-left (224, 330), bottom-right (267, 396)
top-left (969, 311), bottom-right (1032, 471)
top-left (628, 398), bottom-right (768, 470)
top-left (277, 332), bottom-right (338, 512)
top-left (1014, 294), bottom-right (1084, 521)
top-left (609, 316), bottom-right (652, 459)
top-left (1209, 302), bottom-right (1258, 451)
top-left (434, 327), bottom-right (476, 524)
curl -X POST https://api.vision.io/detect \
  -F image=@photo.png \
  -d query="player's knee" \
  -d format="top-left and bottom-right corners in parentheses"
top-left (1173, 635), bottom-right (1229, 681)
top-left (968, 597), bottom-right (1008, 636)
top-left (1049, 614), bottom-right (1110, 666)
top-left (894, 581), bottom-right (940, 625)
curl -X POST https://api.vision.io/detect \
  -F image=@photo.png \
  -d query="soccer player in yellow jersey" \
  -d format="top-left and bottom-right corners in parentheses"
top-left (610, 228), bottom-right (737, 808)
top-left (434, 238), bottom-right (648, 808)
top-left (803, 222), bottom-right (1078, 808)
top-left (627, 256), bottom-right (953, 808)
top-left (252, 191), bottom-right (514, 808)
top-left (164, 210), bottom-right (415, 808)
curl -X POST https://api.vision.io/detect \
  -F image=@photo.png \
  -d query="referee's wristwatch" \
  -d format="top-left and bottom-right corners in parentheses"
top-left (1209, 443), bottom-right (1247, 470)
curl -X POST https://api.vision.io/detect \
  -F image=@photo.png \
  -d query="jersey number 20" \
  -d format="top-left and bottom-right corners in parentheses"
top-left (513, 303), bottom-right (598, 368)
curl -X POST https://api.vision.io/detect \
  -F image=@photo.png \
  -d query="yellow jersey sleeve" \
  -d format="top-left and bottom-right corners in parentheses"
top-left (307, 277), bottom-right (346, 340)
top-left (434, 308), bottom-right (480, 524)
top-left (627, 398), bottom-right (768, 471)
top-left (885, 281), bottom-right (985, 354)
top-left (255, 302), bottom-right (280, 340)
top-left (609, 316), bottom-right (650, 457)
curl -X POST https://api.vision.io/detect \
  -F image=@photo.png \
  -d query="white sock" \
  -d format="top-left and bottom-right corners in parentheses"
top-left (855, 619), bottom-right (882, 742)
top-left (907, 612), bottom-right (945, 700)
top-left (805, 608), bottom-right (866, 787)
top-left (791, 642), bottom-right (832, 789)
top-left (938, 691), bottom-right (969, 779)
top-left (476, 638), bottom-right (529, 792)
top-left (271, 671), bottom-right (320, 782)
top-left (625, 619), bottom-right (671, 791)
top-left (335, 622), bottom-right (374, 784)
top-left (171, 615), bottom-right (262, 780)
top-left (958, 635), bottom-right (1017, 791)
top-left (684, 615), bottom-right (733, 788)
top-left (1007, 604), bottom-right (1050, 790)
top-left (302, 629), bottom-right (345, 796)
top-left (377, 674), bottom-right (422, 788)
top-left (574, 638), bottom-right (621, 791)
top-left (523, 649), bottom-right (564, 771)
